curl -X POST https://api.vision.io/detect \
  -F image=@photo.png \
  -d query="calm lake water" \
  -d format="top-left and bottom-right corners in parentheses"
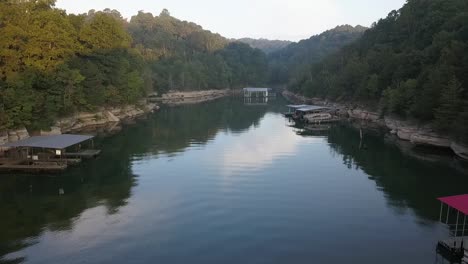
top-left (1, 97), bottom-right (468, 264)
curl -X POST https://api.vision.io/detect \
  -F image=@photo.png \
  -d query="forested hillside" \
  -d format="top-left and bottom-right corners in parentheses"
top-left (0, 1), bottom-right (267, 131)
top-left (288, 0), bottom-right (468, 142)
top-left (268, 25), bottom-right (367, 85)
top-left (236, 38), bottom-right (292, 54)
top-left (128, 10), bottom-right (267, 93)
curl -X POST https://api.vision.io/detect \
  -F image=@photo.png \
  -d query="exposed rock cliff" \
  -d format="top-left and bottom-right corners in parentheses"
top-left (451, 142), bottom-right (468, 160)
top-left (54, 103), bottom-right (158, 133)
top-left (0, 102), bottom-right (159, 148)
top-left (0, 127), bottom-right (29, 145)
top-left (152, 90), bottom-right (232, 106)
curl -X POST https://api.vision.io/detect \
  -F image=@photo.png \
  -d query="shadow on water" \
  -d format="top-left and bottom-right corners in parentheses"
top-left (1, 96), bottom-right (468, 263)
top-left (293, 121), bottom-right (468, 224)
top-left (0, 97), bottom-right (273, 263)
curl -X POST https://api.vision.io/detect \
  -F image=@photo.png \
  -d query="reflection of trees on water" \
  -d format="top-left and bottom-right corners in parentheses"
top-left (312, 123), bottom-right (468, 222)
top-left (0, 132), bottom-right (136, 263)
top-left (136, 98), bottom-right (273, 157)
top-left (0, 97), bottom-right (280, 263)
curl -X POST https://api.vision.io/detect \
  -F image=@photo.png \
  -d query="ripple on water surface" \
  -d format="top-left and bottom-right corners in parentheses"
top-left (2, 98), bottom-right (467, 264)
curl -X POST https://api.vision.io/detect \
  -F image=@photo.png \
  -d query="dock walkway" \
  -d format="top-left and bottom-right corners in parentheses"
top-left (64, 149), bottom-right (101, 159)
top-left (0, 162), bottom-right (67, 173)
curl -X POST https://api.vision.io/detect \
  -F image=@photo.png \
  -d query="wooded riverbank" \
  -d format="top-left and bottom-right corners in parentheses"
top-left (0, 90), bottom-right (234, 148)
top-left (282, 90), bottom-right (468, 161)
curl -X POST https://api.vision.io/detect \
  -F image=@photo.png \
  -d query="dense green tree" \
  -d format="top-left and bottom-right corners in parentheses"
top-left (237, 38), bottom-right (292, 54)
top-left (434, 77), bottom-right (464, 131)
top-left (268, 25), bottom-right (367, 85)
top-left (0, 2), bottom-right (269, 131)
top-left (128, 11), bottom-right (267, 92)
top-left (283, 0), bottom-right (468, 141)
top-left (79, 12), bottom-right (131, 51)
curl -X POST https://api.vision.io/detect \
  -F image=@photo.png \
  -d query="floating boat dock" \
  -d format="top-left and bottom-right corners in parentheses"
top-left (283, 105), bottom-right (310, 118)
top-left (436, 194), bottom-right (468, 263)
top-left (284, 104), bottom-right (341, 123)
top-left (0, 134), bottom-right (101, 173)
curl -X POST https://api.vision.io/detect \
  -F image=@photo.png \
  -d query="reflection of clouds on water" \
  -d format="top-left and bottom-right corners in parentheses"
top-left (218, 114), bottom-right (318, 177)
top-left (5, 194), bottom-right (176, 264)
top-left (4, 206), bottom-right (131, 263)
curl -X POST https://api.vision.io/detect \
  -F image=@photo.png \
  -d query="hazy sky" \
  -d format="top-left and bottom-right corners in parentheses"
top-left (55, 0), bottom-right (407, 41)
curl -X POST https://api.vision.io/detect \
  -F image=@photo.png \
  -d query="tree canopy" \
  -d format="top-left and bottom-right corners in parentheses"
top-left (236, 38), bottom-right (292, 54)
top-left (267, 25), bottom-right (367, 85)
top-left (283, 0), bottom-right (468, 142)
top-left (0, 1), bottom-right (268, 130)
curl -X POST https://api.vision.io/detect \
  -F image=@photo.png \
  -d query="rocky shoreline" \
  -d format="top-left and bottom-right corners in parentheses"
top-left (282, 90), bottom-right (468, 161)
top-left (0, 101), bottom-right (159, 147)
top-left (0, 89), bottom-right (234, 148)
top-left (150, 89), bottom-right (235, 106)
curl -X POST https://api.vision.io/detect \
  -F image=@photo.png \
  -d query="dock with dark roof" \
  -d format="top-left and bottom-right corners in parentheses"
top-left (0, 134), bottom-right (100, 173)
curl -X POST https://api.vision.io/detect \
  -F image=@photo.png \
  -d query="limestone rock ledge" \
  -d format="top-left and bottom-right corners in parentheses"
top-left (0, 127), bottom-right (30, 152)
top-left (0, 103), bottom-right (159, 148)
top-left (451, 142), bottom-right (468, 160)
top-left (410, 133), bottom-right (452, 148)
top-left (348, 109), bottom-right (380, 122)
top-left (0, 127), bottom-right (29, 145)
top-left (55, 103), bottom-right (158, 133)
top-left (155, 89), bottom-right (231, 106)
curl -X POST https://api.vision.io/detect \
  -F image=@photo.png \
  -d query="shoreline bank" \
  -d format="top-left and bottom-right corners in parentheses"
top-left (151, 89), bottom-right (237, 106)
top-left (0, 89), bottom-right (234, 148)
top-left (282, 90), bottom-right (468, 161)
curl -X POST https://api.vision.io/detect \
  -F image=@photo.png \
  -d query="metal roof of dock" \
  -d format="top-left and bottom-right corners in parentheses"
top-left (243, 87), bottom-right (272, 92)
top-left (2, 134), bottom-right (94, 149)
top-left (296, 105), bottom-right (331, 112)
top-left (287, 104), bottom-right (310, 109)
top-left (438, 194), bottom-right (468, 215)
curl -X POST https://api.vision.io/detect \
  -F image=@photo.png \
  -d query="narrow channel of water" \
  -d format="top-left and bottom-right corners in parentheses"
top-left (1, 97), bottom-right (468, 264)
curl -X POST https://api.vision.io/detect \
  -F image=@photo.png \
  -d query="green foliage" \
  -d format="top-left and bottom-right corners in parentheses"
top-left (455, 100), bottom-right (468, 143)
top-left (236, 38), bottom-right (292, 54)
top-left (0, 1), bottom-right (142, 129)
top-left (79, 12), bottom-right (131, 51)
top-left (382, 79), bottom-right (417, 116)
top-left (268, 25), bottom-right (367, 85)
top-left (0, 3), bottom-right (268, 130)
top-left (434, 77), bottom-right (464, 131)
top-left (128, 11), bottom-right (267, 92)
top-left (284, 0), bottom-right (468, 141)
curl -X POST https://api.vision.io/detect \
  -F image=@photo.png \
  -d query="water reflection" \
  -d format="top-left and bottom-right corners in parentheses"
top-left (0, 134), bottom-right (136, 263)
top-left (218, 114), bottom-right (314, 177)
top-left (292, 122), bottom-right (468, 221)
top-left (243, 97), bottom-right (275, 106)
top-left (0, 97), bottom-right (467, 264)
top-left (0, 98), bottom-right (272, 263)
